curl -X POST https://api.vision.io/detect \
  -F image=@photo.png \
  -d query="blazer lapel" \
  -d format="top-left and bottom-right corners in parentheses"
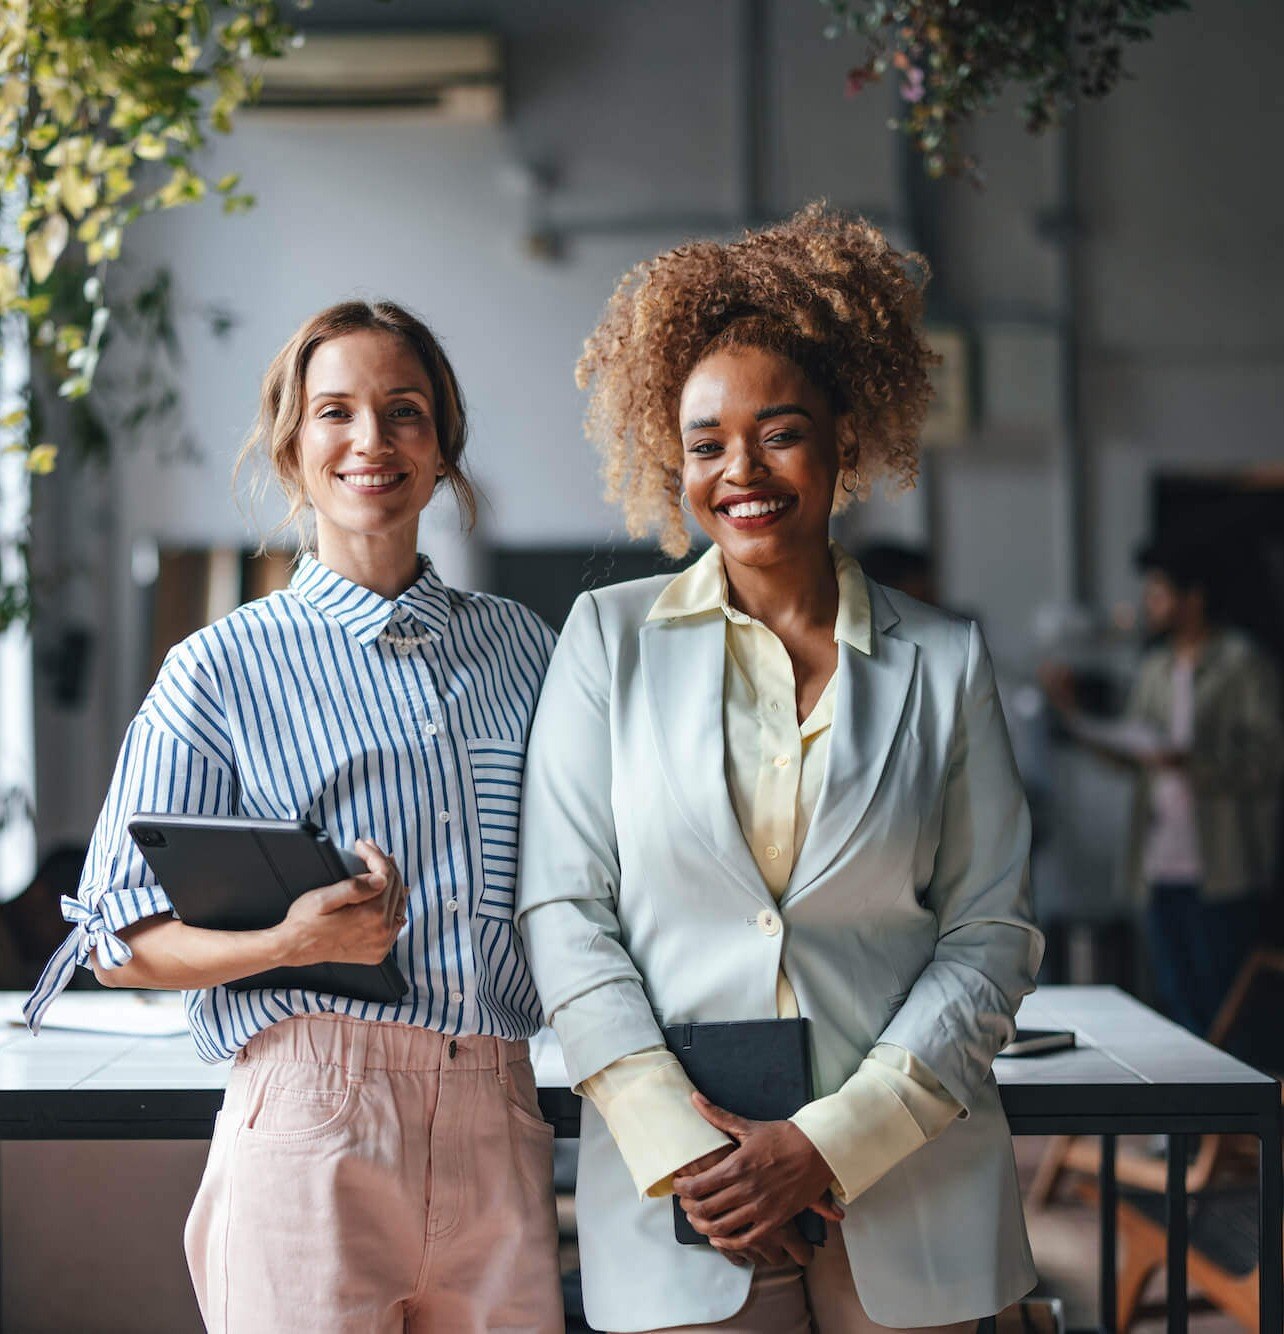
top-left (783, 582), bottom-right (918, 903)
top-left (639, 614), bottom-right (775, 907)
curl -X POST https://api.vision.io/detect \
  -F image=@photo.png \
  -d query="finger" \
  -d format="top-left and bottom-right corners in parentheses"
top-left (676, 1182), bottom-right (752, 1222)
top-left (673, 1150), bottom-right (748, 1201)
top-left (692, 1201), bottom-right (767, 1240)
top-left (315, 874), bottom-right (384, 913)
top-left (810, 1195), bottom-right (845, 1223)
top-left (356, 838), bottom-right (395, 885)
top-left (382, 865), bottom-right (405, 927)
top-left (709, 1242), bottom-right (750, 1269)
top-left (691, 1092), bottom-right (753, 1139)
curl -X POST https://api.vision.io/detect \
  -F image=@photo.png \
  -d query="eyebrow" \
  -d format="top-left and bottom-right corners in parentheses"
top-left (681, 403), bottom-right (814, 433)
top-left (308, 386), bottom-right (431, 404)
top-left (755, 402), bottom-right (813, 422)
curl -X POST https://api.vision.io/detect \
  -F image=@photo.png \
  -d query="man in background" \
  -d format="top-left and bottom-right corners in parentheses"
top-left (1043, 538), bottom-right (1284, 1033)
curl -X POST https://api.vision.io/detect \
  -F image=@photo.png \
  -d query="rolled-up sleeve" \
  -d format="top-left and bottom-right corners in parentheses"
top-left (24, 647), bottom-right (236, 1032)
top-left (878, 620), bottom-right (1044, 1111)
top-left (516, 592), bottom-right (669, 1087)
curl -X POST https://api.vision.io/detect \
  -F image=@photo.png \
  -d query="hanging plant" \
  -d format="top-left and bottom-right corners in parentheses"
top-left (821, 1), bottom-right (1190, 180)
top-left (0, 0), bottom-right (306, 627)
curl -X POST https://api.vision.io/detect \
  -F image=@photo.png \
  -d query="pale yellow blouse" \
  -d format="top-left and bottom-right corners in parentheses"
top-left (580, 543), bottom-right (961, 1203)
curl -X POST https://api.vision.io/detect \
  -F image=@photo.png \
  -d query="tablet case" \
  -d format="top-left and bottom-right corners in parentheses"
top-left (662, 1017), bottom-right (826, 1247)
top-left (128, 814), bottom-right (408, 1005)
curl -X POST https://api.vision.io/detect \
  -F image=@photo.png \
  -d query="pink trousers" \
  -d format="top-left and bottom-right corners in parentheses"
top-left (184, 1013), bottom-right (564, 1333)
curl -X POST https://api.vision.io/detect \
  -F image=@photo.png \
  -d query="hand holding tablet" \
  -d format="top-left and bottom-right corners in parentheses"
top-left (127, 814), bottom-right (409, 1004)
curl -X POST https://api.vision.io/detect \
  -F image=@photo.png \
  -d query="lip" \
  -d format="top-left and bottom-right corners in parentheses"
top-left (713, 491), bottom-right (797, 530)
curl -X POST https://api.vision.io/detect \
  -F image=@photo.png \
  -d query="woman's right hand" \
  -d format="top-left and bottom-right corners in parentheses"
top-left (673, 1145), bottom-right (817, 1269)
top-left (277, 839), bottom-right (408, 968)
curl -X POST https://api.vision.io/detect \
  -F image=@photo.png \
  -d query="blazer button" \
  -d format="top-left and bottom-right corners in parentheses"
top-left (756, 908), bottom-right (781, 937)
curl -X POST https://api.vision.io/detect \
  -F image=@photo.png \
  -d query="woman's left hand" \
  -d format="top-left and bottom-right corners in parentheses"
top-left (671, 1092), bottom-right (845, 1251)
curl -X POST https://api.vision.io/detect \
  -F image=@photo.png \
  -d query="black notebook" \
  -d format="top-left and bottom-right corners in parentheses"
top-left (662, 1017), bottom-right (826, 1247)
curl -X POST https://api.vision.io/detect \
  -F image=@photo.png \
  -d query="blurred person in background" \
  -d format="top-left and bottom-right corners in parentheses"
top-left (1042, 537), bottom-right (1284, 1034)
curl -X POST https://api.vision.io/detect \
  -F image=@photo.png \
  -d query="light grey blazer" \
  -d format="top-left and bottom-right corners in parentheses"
top-left (515, 571), bottom-right (1044, 1331)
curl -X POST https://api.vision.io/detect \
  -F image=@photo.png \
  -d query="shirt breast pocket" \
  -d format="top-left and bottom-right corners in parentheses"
top-left (466, 737), bottom-right (526, 920)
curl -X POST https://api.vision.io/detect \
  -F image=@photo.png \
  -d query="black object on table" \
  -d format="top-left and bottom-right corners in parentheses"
top-left (1, 985), bottom-right (1278, 1334)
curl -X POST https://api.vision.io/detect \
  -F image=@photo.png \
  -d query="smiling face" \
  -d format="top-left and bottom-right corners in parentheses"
top-left (679, 346), bottom-right (847, 573)
top-left (297, 329), bottom-right (443, 570)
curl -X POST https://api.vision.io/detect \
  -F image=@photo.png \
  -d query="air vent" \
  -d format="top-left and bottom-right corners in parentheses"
top-left (253, 31), bottom-right (503, 121)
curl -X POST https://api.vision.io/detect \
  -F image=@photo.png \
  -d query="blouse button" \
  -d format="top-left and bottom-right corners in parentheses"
top-left (438, 810), bottom-right (451, 824)
top-left (395, 640), bottom-right (415, 656)
top-left (764, 845), bottom-right (781, 861)
top-left (446, 899), bottom-right (458, 912)
top-left (424, 723), bottom-right (438, 736)
top-left (773, 754), bottom-right (790, 768)
top-left (756, 908), bottom-right (781, 937)
top-left (450, 990), bottom-right (464, 1004)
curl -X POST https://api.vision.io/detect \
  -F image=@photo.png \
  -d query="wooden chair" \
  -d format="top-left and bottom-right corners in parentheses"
top-left (1041, 950), bottom-right (1284, 1331)
top-left (1115, 1184), bottom-right (1262, 1330)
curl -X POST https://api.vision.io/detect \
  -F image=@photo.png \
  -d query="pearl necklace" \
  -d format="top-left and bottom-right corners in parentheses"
top-left (379, 629), bottom-right (438, 655)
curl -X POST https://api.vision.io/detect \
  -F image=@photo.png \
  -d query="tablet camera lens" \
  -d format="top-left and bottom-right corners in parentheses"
top-left (139, 829), bottom-right (167, 848)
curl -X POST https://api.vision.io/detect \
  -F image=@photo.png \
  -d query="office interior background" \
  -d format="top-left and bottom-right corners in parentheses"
top-left (2, 1), bottom-right (1282, 1329)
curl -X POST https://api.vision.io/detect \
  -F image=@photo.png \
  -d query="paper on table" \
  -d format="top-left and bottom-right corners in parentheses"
top-left (0, 990), bottom-right (189, 1037)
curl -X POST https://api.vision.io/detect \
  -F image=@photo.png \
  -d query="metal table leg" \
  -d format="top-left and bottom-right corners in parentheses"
top-left (1099, 1132), bottom-right (1117, 1333)
top-left (1261, 1109), bottom-right (1282, 1333)
top-left (1166, 1134), bottom-right (1188, 1334)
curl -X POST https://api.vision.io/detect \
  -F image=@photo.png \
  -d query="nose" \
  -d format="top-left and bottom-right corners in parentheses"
top-left (351, 409), bottom-right (393, 457)
top-left (723, 438), bottom-right (768, 485)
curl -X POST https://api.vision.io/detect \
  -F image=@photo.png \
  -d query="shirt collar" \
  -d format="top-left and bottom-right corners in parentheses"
top-left (290, 552), bottom-right (452, 647)
top-left (646, 541), bottom-right (872, 654)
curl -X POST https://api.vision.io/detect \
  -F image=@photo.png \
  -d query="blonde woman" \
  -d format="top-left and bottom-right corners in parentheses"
top-left (517, 207), bottom-right (1043, 1333)
top-left (27, 301), bottom-right (563, 1334)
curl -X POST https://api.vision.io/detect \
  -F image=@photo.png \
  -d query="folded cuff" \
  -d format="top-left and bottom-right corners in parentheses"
top-left (581, 1049), bottom-right (732, 1200)
top-left (790, 1064), bottom-right (928, 1206)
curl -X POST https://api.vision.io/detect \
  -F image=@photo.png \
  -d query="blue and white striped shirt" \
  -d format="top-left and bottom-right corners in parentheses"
top-left (25, 554), bottom-right (557, 1061)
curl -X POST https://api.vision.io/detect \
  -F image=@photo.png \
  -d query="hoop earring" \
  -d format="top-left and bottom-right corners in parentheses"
top-left (680, 491), bottom-right (693, 514)
top-left (840, 469), bottom-right (859, 494)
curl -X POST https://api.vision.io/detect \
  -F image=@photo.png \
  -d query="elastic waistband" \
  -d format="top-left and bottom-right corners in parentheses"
top-left (235, 1013), bottom-right (527, 1077)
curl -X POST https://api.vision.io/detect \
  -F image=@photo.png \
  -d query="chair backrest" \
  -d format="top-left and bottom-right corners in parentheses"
top-left (1209, 948), bottom-right (1284, 1079)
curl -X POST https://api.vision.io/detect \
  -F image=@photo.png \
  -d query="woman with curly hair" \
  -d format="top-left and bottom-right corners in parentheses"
top-left (516, 205), bottom-right (1043, 1333)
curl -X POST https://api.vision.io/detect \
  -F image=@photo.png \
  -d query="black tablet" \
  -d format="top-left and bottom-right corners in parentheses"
top-left (127, 813), bottom-right (408, 1005)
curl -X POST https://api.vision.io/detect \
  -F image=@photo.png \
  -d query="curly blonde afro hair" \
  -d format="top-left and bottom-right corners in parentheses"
top-left (577, 203), bottom-right (936, 557)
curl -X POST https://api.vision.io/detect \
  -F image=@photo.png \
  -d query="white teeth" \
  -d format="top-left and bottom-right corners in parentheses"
top-left (725, 497), bottom-right (791, 519)
top-left (342, 473), bottom-right (403, 488)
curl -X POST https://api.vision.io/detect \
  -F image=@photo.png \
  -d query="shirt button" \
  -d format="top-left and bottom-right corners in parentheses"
top-left (773, 754), bottom-right (790, 768)
top-left (445, 899), bottom-right (458, 912)
top-left (424, 723), bottom-right (438, 736)
top-left (438, 810), bottom-right (450, 824)
top-left (764, 845), bottom-right (781, 861)
top-left (450, 990), bottom-right (464, 1004)
top-left (756, 908), bottom-right (781, 937)
top-left (396, 640), bottom-right (415, 656)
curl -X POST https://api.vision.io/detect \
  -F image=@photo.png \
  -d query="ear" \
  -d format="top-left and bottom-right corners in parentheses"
top-left (836, 413), bottom-right (859, 468)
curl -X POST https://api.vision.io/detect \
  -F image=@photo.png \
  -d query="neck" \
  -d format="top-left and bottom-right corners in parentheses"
top-left (315, 527), bottom-right (422, 601)
top-left (721, 540), bottom-right (838, 633)
top-left (1172, 620), bottom-right (1211, 659)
